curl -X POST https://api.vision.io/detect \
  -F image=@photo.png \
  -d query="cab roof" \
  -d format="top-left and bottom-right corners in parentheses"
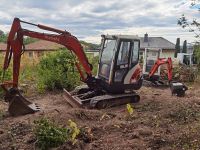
top-left (101, 34), bottom-right (140, 40)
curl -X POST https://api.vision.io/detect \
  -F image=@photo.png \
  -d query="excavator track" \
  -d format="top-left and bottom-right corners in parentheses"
top-left (63, 88), bottom-right (140, 109)
top-left (90, 93), bottom-right (140, 109)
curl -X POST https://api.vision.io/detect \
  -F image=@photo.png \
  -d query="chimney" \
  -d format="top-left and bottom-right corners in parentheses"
top-left (144, 33), bottom-right (148, 42)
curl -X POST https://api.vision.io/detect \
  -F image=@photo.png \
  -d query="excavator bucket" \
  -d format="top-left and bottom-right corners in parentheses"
top-left (4, 88), bottom-right (40, 116)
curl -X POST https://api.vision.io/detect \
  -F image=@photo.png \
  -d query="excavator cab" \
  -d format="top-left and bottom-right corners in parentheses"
top-left (65, 35), bottom-right (143, 108)
top-left (97, 35), bottom-right (143, 93)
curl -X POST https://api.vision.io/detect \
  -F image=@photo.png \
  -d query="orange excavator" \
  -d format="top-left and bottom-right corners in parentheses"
top-left (1, 18), bottom-right (187, 116)
top-left (146, 57), bottom-right (188, 96)
top-left (1, 18), bottom-right (143, 116)
top-left (148, 57), bottom-right (173, 83)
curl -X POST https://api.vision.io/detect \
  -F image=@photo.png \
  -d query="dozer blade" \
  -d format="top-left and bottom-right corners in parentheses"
top-left (8, 94), bottom-right (40, 116)
top-left (63, 89), bottom-right (87, 108)
top-left (63, 88), bottom-right (140, 109)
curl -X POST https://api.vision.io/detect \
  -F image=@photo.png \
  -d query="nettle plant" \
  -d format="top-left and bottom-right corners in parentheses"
top-left (34, 118), bottom-right (80, 150)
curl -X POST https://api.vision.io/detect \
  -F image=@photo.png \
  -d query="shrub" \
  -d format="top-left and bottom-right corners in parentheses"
top-left (36, 49), bottom-right (80, 92)
top-left (87, 55), bottom-right (99, 75)
top-left (0, 68), bottom-right (12, 98)
top-left (34, 118), bottom-right (70, 150)
top-left (34, 118), bottom-right (81, 149)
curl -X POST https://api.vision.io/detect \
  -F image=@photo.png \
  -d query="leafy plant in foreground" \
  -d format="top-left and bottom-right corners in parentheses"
top-left (34, 118), bottom-right (81, 149)
top-left (126, 103), bottom-right (134, 116)
top-left (34, 118), bottom-right (69, 150)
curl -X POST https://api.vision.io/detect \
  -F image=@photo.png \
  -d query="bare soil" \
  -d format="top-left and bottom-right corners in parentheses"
top-left (1, 84), bottom-right (200, 150)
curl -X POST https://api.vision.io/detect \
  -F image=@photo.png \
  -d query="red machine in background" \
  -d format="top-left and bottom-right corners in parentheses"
top-left (146, 57), bottom-right (188, 97)
top-left (148, 57), bottom-right (173, 83)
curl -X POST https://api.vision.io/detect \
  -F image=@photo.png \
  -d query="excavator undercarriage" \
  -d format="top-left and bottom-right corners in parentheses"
top-left (63, 86), bottom-right (140, 109)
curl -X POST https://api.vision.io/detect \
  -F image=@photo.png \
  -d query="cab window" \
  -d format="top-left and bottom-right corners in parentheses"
top-left (117, 41), bottom-right (131, 65)
top-left (131, 41), bottom-right (139, 64)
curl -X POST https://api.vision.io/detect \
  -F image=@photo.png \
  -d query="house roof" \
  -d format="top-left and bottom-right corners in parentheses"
top-left (140, 37), bottom-right (175, 50)
top-left (25, 40), bottom-right (65, 51)
top-left (0, 43), bottom-right (6, 51)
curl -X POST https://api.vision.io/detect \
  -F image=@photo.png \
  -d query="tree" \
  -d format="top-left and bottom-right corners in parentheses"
top-left (175, 38), bottom-right (181, 57)
top-left (0, 30), bottom-right (7, 43)
top-left (193, 45), bottom-right (200, 65)
top-left (0, 30), bottom-right (3, 36)
top-left (182, 40), bottom-right (187, 53)
top-left (178, 1), bottom-right (200, 40)
top-left (177, 0), bottom-right (200, 65)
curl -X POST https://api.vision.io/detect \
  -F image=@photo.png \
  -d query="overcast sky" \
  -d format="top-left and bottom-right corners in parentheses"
top-left (0, 0), bottom-right (199, 44)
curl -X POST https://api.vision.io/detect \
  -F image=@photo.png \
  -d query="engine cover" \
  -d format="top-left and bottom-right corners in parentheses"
top-left (170, 82), bottom-right (188, 97)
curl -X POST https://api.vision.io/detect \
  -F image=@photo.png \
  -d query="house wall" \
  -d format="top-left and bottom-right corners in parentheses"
top-left (22, 51), bottom-right (45, 60)
top-left (161, 50), bottom-right (175, 60)
top-left (139, 49), bottom-right (175, 61)
top-left (85, 51), bottom-right (99, 57)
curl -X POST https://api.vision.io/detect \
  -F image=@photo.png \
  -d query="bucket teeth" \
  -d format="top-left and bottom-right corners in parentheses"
top-left (8, 95), bottom-right (40, 116)
top-left (4, 88), bottom-right (40, 116)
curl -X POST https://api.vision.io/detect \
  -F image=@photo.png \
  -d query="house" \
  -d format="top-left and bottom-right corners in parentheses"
top-left (83, 34), bottom-right (176, 60)
top-left (24, 40), bottom-right (64, 60)
top-left (0, 40), bottom-right (64, 58)
top-left (0, 43), bottom-right (6, 53)
top-left (140, 33), bottom-right (175, 60)
top-left (85, 49), bottom-right (99, 57)
top-left (0, 34), bottom-right (176, 61)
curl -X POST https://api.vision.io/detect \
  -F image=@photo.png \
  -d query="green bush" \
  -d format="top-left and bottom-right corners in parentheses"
top-left (87, 55), bottom-right (99, 75)
top-left (36, 49), bottom-right (80, 92)
top-left (0, 68), bottom-right (12, 98)
top-left (34, 118), bottom-right (70, 150)
top-left (34, 118), bottom-right (81, 149)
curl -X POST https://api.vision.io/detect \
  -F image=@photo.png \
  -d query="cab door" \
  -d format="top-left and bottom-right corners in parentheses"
top-left (113, 40), bottom-right (132, 83)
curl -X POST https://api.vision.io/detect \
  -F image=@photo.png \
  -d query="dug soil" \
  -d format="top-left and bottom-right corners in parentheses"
top-left (1, 84), bottom-right (200, 150)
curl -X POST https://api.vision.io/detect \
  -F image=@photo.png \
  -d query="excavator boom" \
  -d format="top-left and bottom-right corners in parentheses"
top-left (1, 18), bottom-right (95, 116)
top-left (2, 18), bottom-right (93, 89)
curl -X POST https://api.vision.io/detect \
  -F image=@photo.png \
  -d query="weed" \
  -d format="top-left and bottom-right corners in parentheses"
top-left (126, 103), bottom-right (134, 116)
top-left (0, 68), bottom-right (12, 98)
top-left (68, 119), bottom-right (80, 145)
top-left (34, 118), bottom-right (70, 150)
top-left (34, 118), bottom-right (81, 149)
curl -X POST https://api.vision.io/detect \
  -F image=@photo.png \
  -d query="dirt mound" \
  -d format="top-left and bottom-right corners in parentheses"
top-left (0, 86), bottom-right (200, 149)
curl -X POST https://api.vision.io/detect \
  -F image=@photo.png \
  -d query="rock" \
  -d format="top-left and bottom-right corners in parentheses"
top-left (0, 130), bottom-right (3, 134)
top-left (138, 129), bottom-right (153, 136)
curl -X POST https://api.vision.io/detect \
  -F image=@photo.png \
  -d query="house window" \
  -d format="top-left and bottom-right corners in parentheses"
top-left (151, 52), bottom-right (157, 56)
top-left (37, 52), bottom-right (44, 57)
top-left (28, 52), bottom-right (33, 58)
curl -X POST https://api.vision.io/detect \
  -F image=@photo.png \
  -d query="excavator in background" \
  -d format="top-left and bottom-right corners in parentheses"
top-left (145, 57), bottom-right (188, 96)
top-left (148, 57), bottom-right (173, 85)
top-left (1, 18), bottom-right (187, 116)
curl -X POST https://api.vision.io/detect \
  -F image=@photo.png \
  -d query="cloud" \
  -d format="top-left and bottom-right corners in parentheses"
top-left (0, 0), bottom-right (198, 44)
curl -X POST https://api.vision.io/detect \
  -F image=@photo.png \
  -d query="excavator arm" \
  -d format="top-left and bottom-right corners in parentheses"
top-left (148, 57), bottom-right (173, 82)
top-left (2, 18), bottom-right (93, 90)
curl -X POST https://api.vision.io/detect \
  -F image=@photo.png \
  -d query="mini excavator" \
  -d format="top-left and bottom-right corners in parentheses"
top-left (146, 57), bottom-right (188, 96)
top-left (1, 18), bottom-right (186, 116)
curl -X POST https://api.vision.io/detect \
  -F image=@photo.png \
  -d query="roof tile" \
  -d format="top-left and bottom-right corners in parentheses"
top-left (25, 40), bottom-right (64, 50)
